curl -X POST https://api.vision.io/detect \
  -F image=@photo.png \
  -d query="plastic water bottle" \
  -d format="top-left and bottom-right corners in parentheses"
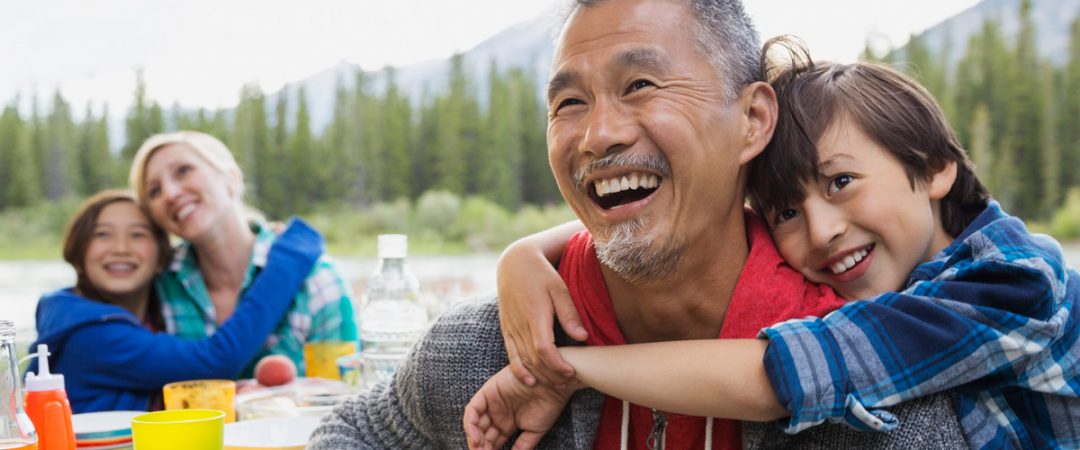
top-left (23, 344), bottom-right (74, 450)
top-left (358, 234), bottom-right (427, 388)
top-left (0, 321), bottom-right (37, 450)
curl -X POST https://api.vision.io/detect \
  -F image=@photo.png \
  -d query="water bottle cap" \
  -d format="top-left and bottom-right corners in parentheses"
top-left (378, 234), bottom-right (408, 259)
top-left (25, 343), bottom-right (65, 392)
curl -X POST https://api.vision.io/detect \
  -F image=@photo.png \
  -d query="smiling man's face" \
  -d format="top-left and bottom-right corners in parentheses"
top-left (546, 0), bottom-right (753, 281)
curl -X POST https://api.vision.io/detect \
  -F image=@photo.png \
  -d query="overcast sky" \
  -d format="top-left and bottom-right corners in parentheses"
top-left (0, 0), bottom-right (982, 115)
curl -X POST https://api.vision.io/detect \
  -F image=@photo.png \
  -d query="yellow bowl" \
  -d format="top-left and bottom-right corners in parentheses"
top-left (131, 409), bottom-right (224, 450)
top-left (162, 379), bottom-right (236, 423)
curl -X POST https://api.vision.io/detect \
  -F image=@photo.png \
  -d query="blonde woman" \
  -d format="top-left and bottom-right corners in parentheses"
top-left (129, 131), bottom-right (357, 376)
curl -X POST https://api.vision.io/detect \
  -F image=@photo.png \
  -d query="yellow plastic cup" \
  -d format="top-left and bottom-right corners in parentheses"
top-left (131, 409), bottom-right (224, 450)
top-left (304, 341), bottom-right (357, 380)
top-left (162, 379), bottom-right (236, 423)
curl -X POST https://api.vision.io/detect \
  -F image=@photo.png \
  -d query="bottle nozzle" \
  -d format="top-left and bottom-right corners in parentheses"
top-left (23, 343), bottom-right (64, 392)
top-left (35, 344), bottom-right (51, 376)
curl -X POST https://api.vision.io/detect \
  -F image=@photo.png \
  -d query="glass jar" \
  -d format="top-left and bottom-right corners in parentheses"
top-left (0, 320), bottom-right (37, 449)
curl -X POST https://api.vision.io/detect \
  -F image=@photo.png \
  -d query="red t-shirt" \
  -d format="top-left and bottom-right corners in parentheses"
top-left (558, 211), bottom-right (845, 450)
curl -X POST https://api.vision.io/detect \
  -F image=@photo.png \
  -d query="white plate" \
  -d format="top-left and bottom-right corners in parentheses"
top-left (76, 443), bottom-right (132, 450)
top-left (72, 410), bottom-right (142, 439)
top-left (223, 416), bottom-right (322, 449)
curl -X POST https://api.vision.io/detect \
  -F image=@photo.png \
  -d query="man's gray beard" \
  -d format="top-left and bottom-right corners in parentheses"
top-left (593, 217), bottom-right (683, 283)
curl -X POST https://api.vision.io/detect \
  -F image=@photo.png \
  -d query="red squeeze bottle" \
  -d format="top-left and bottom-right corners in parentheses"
top-left (24, 344), bottom-right (75, 450)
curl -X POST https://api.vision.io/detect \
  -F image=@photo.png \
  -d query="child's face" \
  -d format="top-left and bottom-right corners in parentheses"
top-left (768, 118), bottom-right (955, 299)
top-left (84, 202), bottom-right (161, 300)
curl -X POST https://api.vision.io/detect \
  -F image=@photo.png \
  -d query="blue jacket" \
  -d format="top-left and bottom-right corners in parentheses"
top-left (29, 218), bottom-right (324, 413)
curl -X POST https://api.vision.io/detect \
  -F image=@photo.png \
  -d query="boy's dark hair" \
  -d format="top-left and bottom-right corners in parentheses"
top-left (748, 37), bottom-right (990, 237)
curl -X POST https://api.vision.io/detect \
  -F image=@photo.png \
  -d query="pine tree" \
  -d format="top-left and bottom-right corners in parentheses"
top-left (1061, 16), bottom-right (1080, 201)
top-left (288, 87), bottom-right (316, 211)
top-left (76, 103), bottom-right (114, 195)
top-left (354, 71), bottom-right (384, 205)
top-left (42, 91), bottom-right (78, 200)
top-left (28, 97), bottom-right (47, 201)
top-left (1007, 0), bottom-right (1048, 219)
top-left (322, 77), bottom-right (353, 204)
top-left (121, 71), bottom-right (164, 164)
top-left (0, 103), bottom-right (40, 208)
top-left (967, 105), bottom-right (994, 189)
top-left (233, 84), bottom-right (270, 205)
top-left (381, 68), bottom-right (414, 201)
top-left (413, 91), bottom-right (440, 199)
top-left (258, 88), bottom-right (291, 218)
top-left (432, 54), bottom-right (477, 195)
top-left (477, 62), bottom-right (523, 209)
top-left (515, 68), bottom-right (559, 204)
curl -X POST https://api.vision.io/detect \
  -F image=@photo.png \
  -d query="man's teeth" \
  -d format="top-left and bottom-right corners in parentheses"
top-left (830, 247), bottom-right (869, 274)
top-left (176, 204), bottom-right (196, 221)
top-left (594, 173), bottom-right (659, 197)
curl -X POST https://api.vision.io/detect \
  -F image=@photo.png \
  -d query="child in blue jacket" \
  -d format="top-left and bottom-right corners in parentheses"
top-left (29, 190), bottom-right (324, 412)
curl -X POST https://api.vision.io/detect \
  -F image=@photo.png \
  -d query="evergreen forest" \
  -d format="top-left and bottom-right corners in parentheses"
top-left (1, 2), bottom-right (1078, 257)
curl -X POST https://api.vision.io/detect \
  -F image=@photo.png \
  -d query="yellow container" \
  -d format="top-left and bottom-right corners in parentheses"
top-left (131, 409), bottom-right (224, 450)
top-left (303, 341), bottom-right (356, 380)
top-left (162, 380), bottom-right (236, 423)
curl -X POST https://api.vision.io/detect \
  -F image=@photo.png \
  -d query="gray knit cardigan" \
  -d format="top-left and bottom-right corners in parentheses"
top-left (307, 298), bottom-right (968, 449)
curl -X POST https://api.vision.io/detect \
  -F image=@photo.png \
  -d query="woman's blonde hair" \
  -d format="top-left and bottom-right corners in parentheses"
top-left (129, 131), bottom-right (245, 206)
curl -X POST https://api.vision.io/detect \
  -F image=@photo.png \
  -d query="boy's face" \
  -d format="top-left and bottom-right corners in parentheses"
top-left (768, 116), bottom-right (956, 299)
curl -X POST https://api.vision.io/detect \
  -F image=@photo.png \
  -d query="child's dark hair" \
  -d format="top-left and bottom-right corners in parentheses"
top-left (63, 189), bottom-right (171, 331)
top-left (748, 37), bottom-right (990, 237)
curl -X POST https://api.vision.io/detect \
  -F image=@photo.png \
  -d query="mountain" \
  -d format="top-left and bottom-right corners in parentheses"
top-left (135, 0), bottom-right (1080, 140)
top-left (894, 0), bottom-right (1080, 68)
top-left (268, 12), bottom-right (561, 133)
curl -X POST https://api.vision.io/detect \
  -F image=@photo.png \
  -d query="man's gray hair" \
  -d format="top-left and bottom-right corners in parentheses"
top-left (561, 0), bottom-right (763, 100)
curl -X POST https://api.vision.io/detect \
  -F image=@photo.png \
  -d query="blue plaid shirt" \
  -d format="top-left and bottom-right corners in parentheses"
top-left (761, 201), bottom-right (1080, 449)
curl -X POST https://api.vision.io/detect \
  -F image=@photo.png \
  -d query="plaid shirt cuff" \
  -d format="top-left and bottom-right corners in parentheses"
top-left (761, 318), bottom-right (898, 433)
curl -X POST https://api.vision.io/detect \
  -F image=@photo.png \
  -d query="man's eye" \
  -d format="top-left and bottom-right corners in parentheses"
top-left (555, 98), bottom-right (583, 112)
top-left (627, 79), bottom-right (654, 93)
top-left (828, 174), bottom-right (853, 194)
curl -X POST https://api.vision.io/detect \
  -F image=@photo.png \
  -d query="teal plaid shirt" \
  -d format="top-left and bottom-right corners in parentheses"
top-left (155, 221), bottom-right (358, 377)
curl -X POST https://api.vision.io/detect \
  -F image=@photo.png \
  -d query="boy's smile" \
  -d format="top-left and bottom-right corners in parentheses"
top-left (770, 115), bottom-right (956, 300)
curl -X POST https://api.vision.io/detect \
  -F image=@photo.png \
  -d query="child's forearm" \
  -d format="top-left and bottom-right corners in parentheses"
top-left (559, 339), bottom-right (787, 421)
top-left (504, 220), bottom-right (584, 268)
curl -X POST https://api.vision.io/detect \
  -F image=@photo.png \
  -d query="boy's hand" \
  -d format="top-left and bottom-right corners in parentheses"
top-left (464, 366), bottom-right (577, 450)
top-left (497, 242), bottom-right (588, 387)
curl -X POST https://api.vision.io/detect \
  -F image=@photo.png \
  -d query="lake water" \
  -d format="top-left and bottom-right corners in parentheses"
top-left (3, 243), bottom-right (1079, 344)
top-left (0, 254), bottom-right (501, 345)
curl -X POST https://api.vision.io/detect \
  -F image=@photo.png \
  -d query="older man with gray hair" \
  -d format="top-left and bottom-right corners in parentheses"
top-left (308, 0), bottom-right (965, 448)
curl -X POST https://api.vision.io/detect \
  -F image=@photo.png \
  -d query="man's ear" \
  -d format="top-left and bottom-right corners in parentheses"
top-left (738, 81), bottom-right (778, 166)
top-left (928, 160), bottom-right (958, 200)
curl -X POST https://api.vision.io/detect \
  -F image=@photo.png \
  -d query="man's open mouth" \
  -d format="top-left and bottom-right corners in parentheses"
top-left (589, 172), bottom-right (660, 210)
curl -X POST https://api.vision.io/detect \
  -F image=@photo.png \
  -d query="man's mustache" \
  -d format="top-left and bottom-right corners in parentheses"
top-left (573, 152), bottom-right (673, 193)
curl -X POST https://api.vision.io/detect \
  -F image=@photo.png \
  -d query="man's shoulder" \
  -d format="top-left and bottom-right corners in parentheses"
top-left (420, 297), bottom-right (503, 348)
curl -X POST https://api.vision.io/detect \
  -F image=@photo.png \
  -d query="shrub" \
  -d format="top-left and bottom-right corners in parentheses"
top-left (1050, 188), bottom-right (1080, 241)
top-left (415, 190), bottom-right (462, 237)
